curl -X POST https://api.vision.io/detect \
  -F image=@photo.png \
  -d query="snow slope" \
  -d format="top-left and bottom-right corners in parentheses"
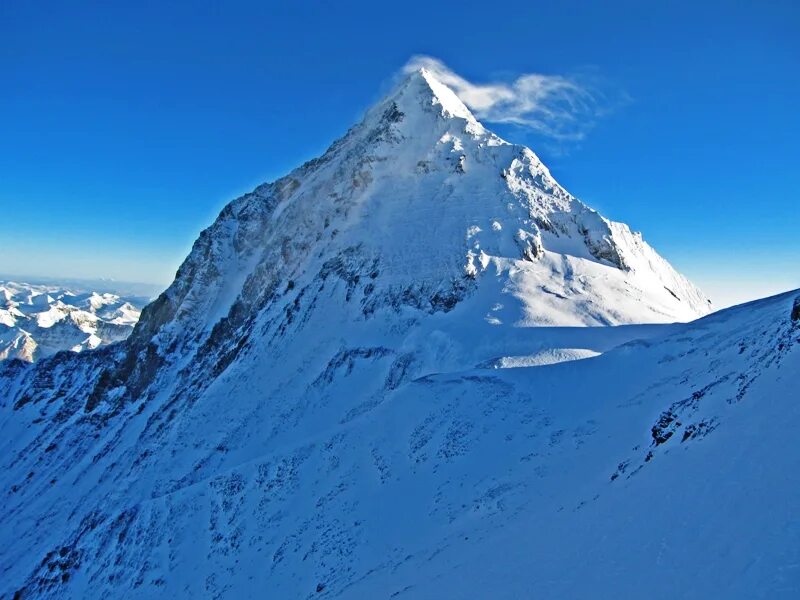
top-left (347, 291), bottom-right (800, 599)
top-left (0, 286), bottom-right (797, 598)
top-left (1, 67), bottom-right (784, 599)
top-left (131, 65), bottom-right (709, 359)
top-left (0, 281), bottom-right (145, 362)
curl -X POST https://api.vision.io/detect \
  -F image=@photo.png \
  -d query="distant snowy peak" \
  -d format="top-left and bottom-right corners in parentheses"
top-left (0, 281), bottom-right (145, 362)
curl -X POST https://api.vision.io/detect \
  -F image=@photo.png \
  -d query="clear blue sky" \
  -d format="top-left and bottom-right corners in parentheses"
top-left (1, 0), bottom-right (797, 307)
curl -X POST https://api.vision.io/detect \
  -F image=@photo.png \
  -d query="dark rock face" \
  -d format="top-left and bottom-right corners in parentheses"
top-left (792, 296), bottom-right (800, 322)
top-left (583, 230), bottom-right (628, 271)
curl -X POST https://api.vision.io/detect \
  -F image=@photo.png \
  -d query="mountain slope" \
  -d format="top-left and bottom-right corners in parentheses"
top-left (0, 68), bottom-right (759, 598)
top-left (349, 291), bottom-right (800, 599)
top-left (1, 287), bottom-right (797, 598)
top-left (139, 67), bottom-right (709, 349)
top-left (0, 67), bottom-right (712, 427)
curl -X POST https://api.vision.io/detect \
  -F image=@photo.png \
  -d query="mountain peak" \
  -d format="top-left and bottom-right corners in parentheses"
top-left (407, 67), bottom-right (479, 122)
top-left (369, 67), bottom-right (486, 138)
top-left (155, 64), bottom-right (709, 351)
top-left (0, 64), bottom-right (743, 600)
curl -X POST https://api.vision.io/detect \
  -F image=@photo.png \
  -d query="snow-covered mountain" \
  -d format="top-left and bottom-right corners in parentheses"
top-left (0, 281), bottom-right (146, 362)
top-left (2, 68), bottom-right (795, 598)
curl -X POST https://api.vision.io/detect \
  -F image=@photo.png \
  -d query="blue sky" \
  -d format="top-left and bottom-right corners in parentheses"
top-left (1, 0), bottom-right (797, 307)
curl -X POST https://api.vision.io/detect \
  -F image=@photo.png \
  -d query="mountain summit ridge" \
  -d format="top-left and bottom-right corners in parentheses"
top-left (392, 67), bottom-right (487, 130)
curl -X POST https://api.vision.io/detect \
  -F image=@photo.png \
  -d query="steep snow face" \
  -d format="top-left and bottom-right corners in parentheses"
top-left (0, 69), bottom-right (737, 598)
top-left (140, 67), bottom-right (709, 357)
top-left (0, 281), bottom-right (145, 362)
top-left (1, 285), bottom-right (797, 597)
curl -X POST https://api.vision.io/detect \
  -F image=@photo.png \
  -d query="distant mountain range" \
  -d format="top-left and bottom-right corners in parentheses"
top-left (0, 280), bottom-right (149, 362)
top-left (0, 274), bottom-right (165, 299)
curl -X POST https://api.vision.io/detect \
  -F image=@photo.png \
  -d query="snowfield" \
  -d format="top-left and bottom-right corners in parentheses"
top-left (0, 67), bottom-right (796, 599)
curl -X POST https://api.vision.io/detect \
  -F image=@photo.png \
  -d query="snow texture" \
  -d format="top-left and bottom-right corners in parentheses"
top-left (1, 68), bottom-right (793, 599)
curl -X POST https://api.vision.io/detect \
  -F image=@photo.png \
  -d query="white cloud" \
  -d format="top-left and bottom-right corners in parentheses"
top-left (404, 56), bottom-right (614, 142)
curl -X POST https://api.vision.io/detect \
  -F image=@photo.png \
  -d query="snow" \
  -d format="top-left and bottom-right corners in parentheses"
top-left (0, 67), bottom-right (792, 599)
top-left (0, 280), bottom-right (146, 362)
top-left (1, 280), bottom-right (796, 598)
top-left (485, 347), bottom-right (601, 368)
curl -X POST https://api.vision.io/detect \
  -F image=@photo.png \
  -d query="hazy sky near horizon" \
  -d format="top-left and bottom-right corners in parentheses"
top-left (1, 0), bottom-right (798, 308)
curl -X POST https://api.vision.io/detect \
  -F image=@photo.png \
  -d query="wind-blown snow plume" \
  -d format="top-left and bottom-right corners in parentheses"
top-left (404, 55), bottom-right (608, 141)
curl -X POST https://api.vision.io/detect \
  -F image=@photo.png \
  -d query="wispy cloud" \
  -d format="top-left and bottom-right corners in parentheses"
top-left (404, 56), bottom-right (621, 142)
